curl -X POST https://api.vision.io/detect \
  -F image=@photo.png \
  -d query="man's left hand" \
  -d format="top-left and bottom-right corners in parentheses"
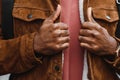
top-left (79, 7), bottom-right (118, 56)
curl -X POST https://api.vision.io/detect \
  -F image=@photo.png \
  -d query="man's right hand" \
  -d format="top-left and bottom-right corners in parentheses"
top-left (34, 5), bottom-right (70, 56)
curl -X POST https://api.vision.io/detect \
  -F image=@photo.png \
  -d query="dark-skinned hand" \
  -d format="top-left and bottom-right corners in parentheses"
top-left (34, 5), bottom-right (70, 56)
top-left (79, 7), bottom-right (118, 56)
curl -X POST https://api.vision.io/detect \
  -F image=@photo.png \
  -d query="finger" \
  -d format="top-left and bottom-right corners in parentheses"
top-left (79, 36), bottom-right (94, 44)
top-left (80, 29), bottom-right (99, 38)
top-left (55, 43), bottom-right (69, 51)
top-left (57, 37), bottom-right (70, 44)
top-left (53, 29), bottom-right (61, 37)
top-left (60, 43), bottom-right (69, 50)
top-left (60, 30), bottom-right (69, 37)
top-left (80, 42), bottom-right (91, 49)
top-left (82, 21), bottom-right (102, 31)
top-left (45, 5), bottom-right (61, 23)
top-left (82, 22), bottom-right (97, 29)
top-left (80, 29), bottom-right (93, 37)
top-left (53, 30), bottom-right (69, 37)
top-left (87, 7), bottom-right (96, 23)
top-left (54, 23), bottom-right (69, 30)
top-left (59, 23), bottom-right (69, 30)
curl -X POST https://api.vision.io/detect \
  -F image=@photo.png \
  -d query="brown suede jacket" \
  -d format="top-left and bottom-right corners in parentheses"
top-left (0, 0), bottom-right (120, 80)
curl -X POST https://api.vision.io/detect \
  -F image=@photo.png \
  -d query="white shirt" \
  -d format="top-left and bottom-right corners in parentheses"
top-left (79, 0), bottom-right (89, 80)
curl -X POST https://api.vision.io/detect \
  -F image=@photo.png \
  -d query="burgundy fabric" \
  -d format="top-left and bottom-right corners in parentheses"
top-left (61, 0), bottom-right (84, 80)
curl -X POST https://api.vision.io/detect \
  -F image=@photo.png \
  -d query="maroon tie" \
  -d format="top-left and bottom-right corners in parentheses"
top-left (61, 0), bottom-right (84, 80)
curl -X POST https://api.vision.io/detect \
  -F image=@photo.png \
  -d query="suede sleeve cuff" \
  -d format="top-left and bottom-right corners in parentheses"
top-left (20, 32), bottom-right (42, 67)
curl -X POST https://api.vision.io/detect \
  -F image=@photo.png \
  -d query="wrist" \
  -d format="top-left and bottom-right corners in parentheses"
top-left (109, 36), bottom-right (120, 57)
top-left (33, 32), bottom-right (45, 54)
top-left (107, 37), bottom-right (118, 56)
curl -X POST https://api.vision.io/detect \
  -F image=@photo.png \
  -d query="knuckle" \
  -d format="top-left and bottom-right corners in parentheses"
top-left (56, 22), bottom-right (63, 27)
top-left (95, 25), bottom-right (103, 30)
top-left (55, 45), bottom-right (61, 50)
top-left (52, 31), bottom-right (58, 38)
top-left (89, 31), bottom-right (94, 36)
top-left (60, 23), bottom-right (68, 29)
top-left (94, 32), bottom-right (100, 36)
top-left (86, 30), bottom-right (91, 34)
top-left (91, 31), bottom-right (100, 37)
top-left (59, 22), bottom-right (67, 26)
top-left (88, 22), bottom-right (93, 26)
top-left (94, 23), bottom-right (98, 27)
top-left (91, 38), bottom-right (95, 42)
top-left (91, 23), bottom-right (99, 29)
top-left (53, 23), bottom-right (59, 29)
top-left (82, 22), bottom-right (87, 26)
top-left (49, 24), bottom-right (55, 29)
top-left (99, 26), bottom-right (103, 30)
top-left (93, 45), bottom-right (99, 51)
top-left (53, 30), bottom-right (61, 36)
top-left (58, 22), bottom-right (64, 25)
top-left (53, 30), bottom-right (57, 35)
top-left (64, 43), bottom-right (69, 47)
top-left (63, 23), bottom-right (68, 28)
top-left (88, 22), bottom-right (92, 24)
top-left (97, 26), bottom-right (102, 30)
top-left (102, 28), bottom-right (107, 32)
top-left (80, 43), bottom-right (84, 47)
top-left (56, 38), bottom-right (61, 43)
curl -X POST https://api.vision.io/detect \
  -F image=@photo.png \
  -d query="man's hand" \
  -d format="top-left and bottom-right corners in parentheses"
top-left (34, 5), bottom-right (70, 55)
top-left (79, 7), bottom-right (118, 56)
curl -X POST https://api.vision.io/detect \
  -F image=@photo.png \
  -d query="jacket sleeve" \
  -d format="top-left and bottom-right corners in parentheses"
top-left (104, 37), bottom-right (120, 74)
top-left (0, 32), bottom-right (42, 75)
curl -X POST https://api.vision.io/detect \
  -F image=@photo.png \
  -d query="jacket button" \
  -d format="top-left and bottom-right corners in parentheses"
top-left (54, 65), bottom-right (60, 72)
top-left (27, 14), bottom-right (33, 19)
top-left (106, 15), bottom-right (111, 20)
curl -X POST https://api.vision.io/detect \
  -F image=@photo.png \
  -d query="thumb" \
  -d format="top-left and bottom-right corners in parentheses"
top-left (45, 5), bottom-right (61, 22)
top-left (87, 7), bottom-right (96, 23)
